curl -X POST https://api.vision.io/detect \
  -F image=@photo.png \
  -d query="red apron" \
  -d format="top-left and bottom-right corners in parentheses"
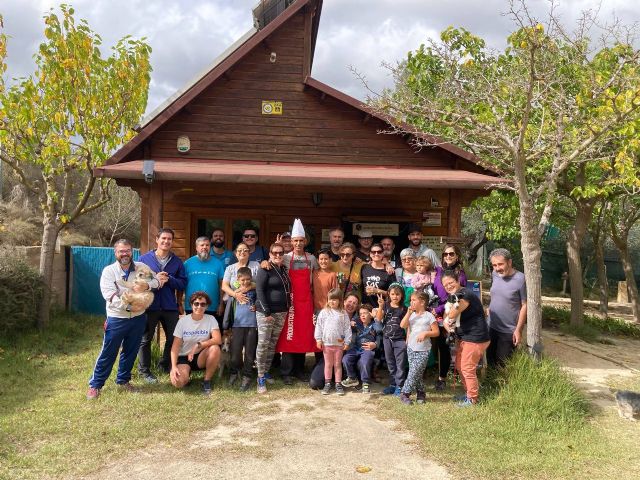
top-left (276, 254), bottom-right (319, 353)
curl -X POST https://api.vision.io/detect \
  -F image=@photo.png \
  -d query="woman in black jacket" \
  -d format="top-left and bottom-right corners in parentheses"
top-left (255, 243), bottom-right (291, 394)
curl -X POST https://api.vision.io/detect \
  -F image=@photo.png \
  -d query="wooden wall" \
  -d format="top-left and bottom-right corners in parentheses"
top-left (134, 181), bottom-right (484, 259)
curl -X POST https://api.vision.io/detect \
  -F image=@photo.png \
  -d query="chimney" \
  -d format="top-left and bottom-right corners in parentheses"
top-left (252, 0), bottom-right (296, 30)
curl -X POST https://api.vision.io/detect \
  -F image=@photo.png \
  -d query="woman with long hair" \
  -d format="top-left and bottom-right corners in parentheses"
top-left (432, 244), bottom-right (467, 391)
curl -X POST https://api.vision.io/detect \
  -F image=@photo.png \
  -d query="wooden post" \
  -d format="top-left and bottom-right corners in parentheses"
top-left (448, 191), bottom-right (463, 237)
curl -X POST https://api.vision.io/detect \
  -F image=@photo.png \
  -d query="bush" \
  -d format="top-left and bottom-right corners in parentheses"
top-left (543, 305), bottom-right (640, 340)
top-left (0, 251), bottom-right (44, 331)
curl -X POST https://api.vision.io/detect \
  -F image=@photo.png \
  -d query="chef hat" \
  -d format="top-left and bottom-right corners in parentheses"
top-left (291, 218), bottom-right (305, 238)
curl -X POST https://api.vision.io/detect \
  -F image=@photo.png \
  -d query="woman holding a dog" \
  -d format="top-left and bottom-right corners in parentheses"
top-left (440, 270), bottom-right (489, 407)
top-left (432, 244), bottom-right (468, 392)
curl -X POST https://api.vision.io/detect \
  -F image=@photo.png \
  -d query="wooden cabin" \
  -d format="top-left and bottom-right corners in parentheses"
top-left (94, 0), bottom-right (503, 258)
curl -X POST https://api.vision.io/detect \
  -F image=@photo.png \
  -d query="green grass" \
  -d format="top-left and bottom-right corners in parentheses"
top-left (542, 306), bottom-right (640, 342)
top-left (0, 312), bottom-right (307, 480)
top-left (381, 352), bottom-right (640, 480)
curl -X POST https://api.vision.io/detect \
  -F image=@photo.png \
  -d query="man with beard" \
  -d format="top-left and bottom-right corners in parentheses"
top-left (328, 227), bottom-right (344, 262)
top-left (211, 229), bottom-right (233, 268)
top-left (487, 248), bottom-right (527, 367)
top-left (87, 239), bottom-right (160, 399)
top-left (381, 237), bottom-right (400, 268)
top-left (355, 230), bottom-right (373, 262)
top-left (407, 224), bottom-right (440, 268)
top-left (183, 236), bottom-right (225, 319)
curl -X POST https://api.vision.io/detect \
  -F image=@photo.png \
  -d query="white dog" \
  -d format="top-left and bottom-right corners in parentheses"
top-left (117, 264), bottom-right (155, 311)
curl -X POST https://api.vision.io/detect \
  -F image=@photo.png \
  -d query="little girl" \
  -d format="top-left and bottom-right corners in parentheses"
top-left (399, 291), bottom-right (439, 405)
top-left (412, 256), bottom-right (439, 308)
top-left (314, 288), bottom-right (352, 395)
top-left (376, 283), bottom-right (408, 395)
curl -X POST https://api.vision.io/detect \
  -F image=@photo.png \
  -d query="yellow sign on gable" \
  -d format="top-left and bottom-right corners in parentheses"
top-left (262, 100), bottom-right (283, 115)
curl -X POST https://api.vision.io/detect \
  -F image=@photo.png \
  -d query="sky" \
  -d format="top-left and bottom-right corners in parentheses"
top-left (2, 0), bottom-right (639, 115)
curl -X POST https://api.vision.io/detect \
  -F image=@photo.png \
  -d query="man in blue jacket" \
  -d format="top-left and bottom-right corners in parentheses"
top-left (138, 228), bottom-right (187, 382)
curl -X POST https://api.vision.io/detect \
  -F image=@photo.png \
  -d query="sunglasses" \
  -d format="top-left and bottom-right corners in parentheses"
top-left (443, 252), bottom-right (457, 257)
top-left (243, 234), bottom-right (257, 238)
top-left (192, 301), bottom-right (208, 307)
top-left (340, 252), bottom-right (353, 257)
top-left (271, 251), bottom-right (284, 256)
top-left (370, 250), bottom-right (383, 254)
top-left (236, 249), bottom-right (249, 253)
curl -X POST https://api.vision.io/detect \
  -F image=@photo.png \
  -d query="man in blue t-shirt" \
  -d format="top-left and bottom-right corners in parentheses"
top-left (183, 236), bottom-right (225, 320)
top-left (210, 228), bottom-right (234, 268)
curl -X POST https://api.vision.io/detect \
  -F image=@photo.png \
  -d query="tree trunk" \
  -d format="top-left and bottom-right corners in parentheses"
top-left (594, 234), bottom-right (608, 318)
top-left (566, 198), bottom-right (596, 326)
top-left (519, 199), bottom-right (543, 359)
top-left (614, 241), bottom-right (640, 323)
top-left (38, 220), bottom-right (61, 329)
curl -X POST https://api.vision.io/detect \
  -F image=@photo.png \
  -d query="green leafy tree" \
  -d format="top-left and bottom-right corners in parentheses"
top-left (368, 3), bottom-right (640, 356)
top-left (0, 5), bottom-right (151, 327)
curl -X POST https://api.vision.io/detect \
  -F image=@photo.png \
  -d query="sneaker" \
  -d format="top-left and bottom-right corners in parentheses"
top-left (257, 376), bottom-right (267, 394)
top-left (341, 377), bottom-right (359, 388)
top-left (321, 382), bottom-right (332, 395)
top-left (393, 386), bottom-right (401, 396)
top-left (399, 392), bottom-right (413, 405)
top-left (362, 383), bottom-right (371, 394)
top-left (86, 387), bottom-right (100, 400)
top-left (382, 385), bottom-right (397, 395)
top-left (416, 390), bottom-right (426, 404)
top-left (335, 383), bottom-right (345, 396)
top-left (202, 380), bottom-right (212, 396)
top-left (141, 372), bottom-right (158, 384)
top-left (263, 372), bottom-right (275, 385)
top-left (228, 373), bottom-right (239, 386)
top-left (457, 397), bottom-right (476, 408)
top-left (240, 376), bottom-right (252, 392)
top-left (453, 393), bottom-right (468, 402)
top-left (282, 375), bottom-right (294, 386)
top-left (434, 378), bottom-right (446, 391)
top-left (117, 382), bottom-right (139, 393)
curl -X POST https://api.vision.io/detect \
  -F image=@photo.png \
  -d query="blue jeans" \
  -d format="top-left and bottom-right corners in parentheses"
top-left (343, 349), bottom-right (375, 383)
top-left (89, 314), bottom-right (146, 389)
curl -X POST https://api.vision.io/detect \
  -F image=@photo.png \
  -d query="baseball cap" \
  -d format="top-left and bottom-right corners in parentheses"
top-left (357, 230), bottom-right (373, 238)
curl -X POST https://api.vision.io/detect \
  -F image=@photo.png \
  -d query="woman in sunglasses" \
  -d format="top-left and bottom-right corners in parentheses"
top-left (432, 243), bottom-right (467, 391)
top-left (331, 242), bottom-right (364, 299)
top-left (170, 291), bottom-right (221, 395)
top-left (361, 243), bottom-right (396, 307)
top-left (221, 242), bottom-right (260, 305)
top-left (255, 243), bottom-right (291, 393)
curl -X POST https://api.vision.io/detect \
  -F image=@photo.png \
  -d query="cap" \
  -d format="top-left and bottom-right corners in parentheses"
top-left (357, 230), bottom-right (373, 238)
top-left (281, 231), bottom-right (291, 238)
top-left (400, 248), bottom-right (417, 258)
top-left (407, 223), bottom-right (422, 234)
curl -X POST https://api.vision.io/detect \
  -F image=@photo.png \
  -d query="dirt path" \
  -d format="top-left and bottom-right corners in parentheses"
top-left (543, 329), bottom-right (639, 408)
top-left (87, 389), bottom-right (450, 480)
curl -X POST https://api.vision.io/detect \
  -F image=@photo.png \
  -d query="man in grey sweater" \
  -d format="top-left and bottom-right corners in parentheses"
top-left (87, 239), bottom-right (159, 399)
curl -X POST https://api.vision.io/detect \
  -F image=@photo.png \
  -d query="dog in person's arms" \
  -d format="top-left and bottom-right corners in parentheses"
top-left (117, 264), bottom-right (155, 311)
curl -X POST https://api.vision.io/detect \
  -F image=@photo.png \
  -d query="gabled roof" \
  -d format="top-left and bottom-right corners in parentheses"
top-left (107, 0), bottom-right (320, 166)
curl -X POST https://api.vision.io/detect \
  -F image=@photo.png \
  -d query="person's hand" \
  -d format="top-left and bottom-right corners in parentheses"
top-left (187, 344), bottom-right (198, 362)
top-left (350, 320), bottom-right (356, 327)
top-left (260, 260), bottom-right (271, 270)
top-left (363, 341), bottom-right (376, 351)
top-left (234, 291), bottom-right (249, 304)
top-left (343, 343), bottom-right (349, 351)
top-left (316, 340), bottom-right (323, 349)
top-left (178, 304), bottom-right (185, 316)
top-left (156, 271), bottom-right (169, 287)
top-left (170, 367), bottom-right (180, 383)
top-left (385, 264), bottom-right (395, 275)
top-left (513, 329), bottom-right (522, 346)
top-left (377, 293), bottom-right (384, 307)
top-left (265, 315), bottom-right (274, 322)
top-left (275, 234), bottom-right (284, 244)
top-left (365, 285), bottom-right (377, 295)
top-left (417, 332), bottom-right (429, 342)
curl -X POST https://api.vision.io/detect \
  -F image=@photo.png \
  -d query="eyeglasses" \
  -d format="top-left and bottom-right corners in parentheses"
top-left (243, 234), bottom-right (256, 238)
top-left (236, 249), bottom-right (249, 253)
top-left (340, 252), bottom-right (353, 257)
top-left (443, 252), bottom-right (456, 257)
top-left (271, 251), bottom-right (284, 256)
top-left (370, 250), bottom-right (383, 254)
top-left (192, 301), bottom-right (208, 307)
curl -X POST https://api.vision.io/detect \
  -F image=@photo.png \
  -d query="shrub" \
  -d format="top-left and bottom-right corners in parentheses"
top-left (0, 251), bottom-right (45, 331)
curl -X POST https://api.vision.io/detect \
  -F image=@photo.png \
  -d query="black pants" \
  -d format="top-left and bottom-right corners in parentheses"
top-left (435, 325), bottom-right (452, 379)
top-left (487, 328), bottom-right (516, 368)
top-left (280, 352), bottom-right (306, 377)
top-left (230, 327), bottom-right (258, 378)
top-left (138, 310), bottom-right (179, 374)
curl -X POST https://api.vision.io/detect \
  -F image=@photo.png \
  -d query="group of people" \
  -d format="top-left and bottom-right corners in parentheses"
top-left (87, 220), bottom-right (527, 407)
